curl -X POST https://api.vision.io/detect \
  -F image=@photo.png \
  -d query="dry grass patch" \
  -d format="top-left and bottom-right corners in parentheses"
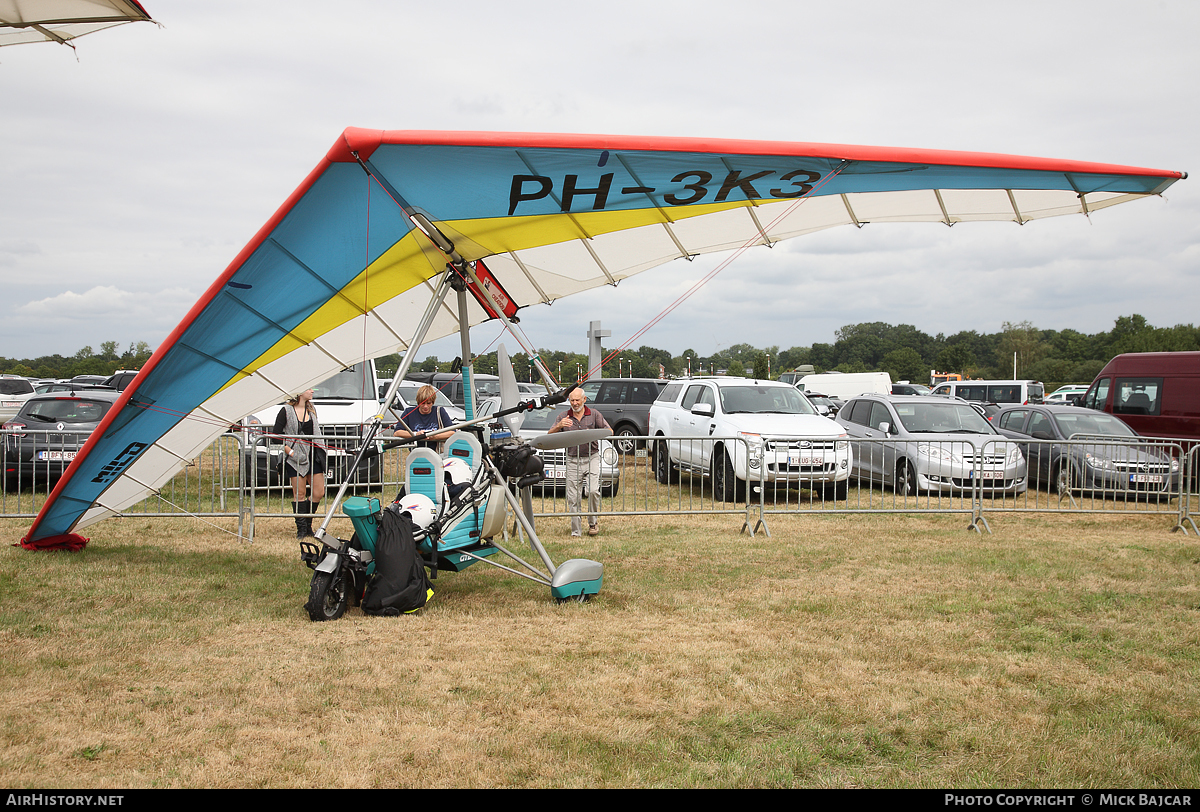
top-left (1, 509), bottom-right (1198, 788)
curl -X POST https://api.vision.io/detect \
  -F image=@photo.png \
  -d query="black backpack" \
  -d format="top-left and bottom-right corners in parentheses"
top-left (362, 504), bottom-right (433, 616)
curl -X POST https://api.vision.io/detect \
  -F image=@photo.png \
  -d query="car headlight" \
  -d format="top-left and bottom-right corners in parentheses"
top-left (1084, 452), bottom-right (1114, 470)
top-left (917, 443), bottom-right (956, 463)
top-left (836, 433), bottom-right (849, 452)
top-left (601, 442), bottom-right (618, 466)
top-left (1007, 445), bottom-right (1021, 465)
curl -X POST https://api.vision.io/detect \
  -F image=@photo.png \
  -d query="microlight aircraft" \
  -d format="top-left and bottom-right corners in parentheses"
top-left (20, 130), bottom-right (1186, 602)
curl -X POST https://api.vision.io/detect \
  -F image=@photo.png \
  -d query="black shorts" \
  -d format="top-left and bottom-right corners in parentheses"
top-left (283, 448), bottom-right (327, 480)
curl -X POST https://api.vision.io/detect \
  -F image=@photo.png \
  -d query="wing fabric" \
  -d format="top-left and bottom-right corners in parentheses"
top-left (0, 1), bottom-right (153, 47)
top-left (22, 129), bottom-right (1185, 545)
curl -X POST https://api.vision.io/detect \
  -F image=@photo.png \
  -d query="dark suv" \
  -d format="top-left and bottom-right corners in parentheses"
top-left (403, 371), bottom-right (501, 412)
top-left (579, 378), bottom-right (666, 453)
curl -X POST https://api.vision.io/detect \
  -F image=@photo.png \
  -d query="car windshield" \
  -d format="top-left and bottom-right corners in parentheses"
top-left (1052, 412), bottom-right (1137, 438)
top-left (21, 398), bottom-right (112, 424)
top-left (894, 402), bottom-right (997, 434)
top-left (517, 406), bottom-right (563, 431)
top-left (313, 365), bottom-right (371, 400)
top-left (718, 386), bottom-right (817, 415)
top-left (0, 379), bottom-right (34, 396)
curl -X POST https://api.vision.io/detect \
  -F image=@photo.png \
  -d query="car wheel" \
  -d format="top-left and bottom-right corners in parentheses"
top-left (712, 449), bottom-right (743, 503)
top-left (1053, 462), bottom-right (1075, 497)
top-left (896, 460), bottom-right (918, 496)
top-left (823, 479), bottom-right (848, 501)
top-left (654, 440), bottom-right (678, 484)
top-left (613, 424), bottom-right (639, 455)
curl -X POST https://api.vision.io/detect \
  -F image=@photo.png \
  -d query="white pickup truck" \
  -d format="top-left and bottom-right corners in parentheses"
top-left (242, 360), bottom-right (386, 487)
top-left (648, 376), bottom-right (852, 501)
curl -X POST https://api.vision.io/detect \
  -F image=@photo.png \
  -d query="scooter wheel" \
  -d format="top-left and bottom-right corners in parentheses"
top-left (306, 570), bottom-right (350, 622)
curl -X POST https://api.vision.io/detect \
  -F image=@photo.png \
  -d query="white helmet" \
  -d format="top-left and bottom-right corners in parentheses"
top-left (443, 458), bottom-right (472, 487)
top-left (398, 493), bottom-right (436, 529)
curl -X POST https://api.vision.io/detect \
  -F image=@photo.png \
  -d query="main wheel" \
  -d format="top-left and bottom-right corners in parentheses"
top-left (712, 450), bottom-right (744, 502)
top-left (306, 569), bottom-right (351, 622)
top-left (895, 460), bottom-right (918, 497)
top-left (654, 440), bottom-right (678, 484)
top-left (555, 593), bottom-right (593, 605)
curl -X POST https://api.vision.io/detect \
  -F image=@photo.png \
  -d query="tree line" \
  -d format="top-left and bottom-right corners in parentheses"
top-left (0, 341), bottom-right (153, 380)
top-left (380, 314), bottom-right (1200, 389)
top-left (6, 314), bottom-right (1197, 389)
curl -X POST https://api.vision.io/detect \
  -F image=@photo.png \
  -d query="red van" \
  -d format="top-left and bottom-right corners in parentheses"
top-left (1079, 352), bottom-right (1200, 443)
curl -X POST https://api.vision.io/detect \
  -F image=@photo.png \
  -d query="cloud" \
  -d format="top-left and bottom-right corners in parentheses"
top-left (3, 286), bottom-right (196, 357)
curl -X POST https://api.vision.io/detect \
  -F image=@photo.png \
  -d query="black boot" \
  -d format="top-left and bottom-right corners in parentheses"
top-left (294, 500), bottom-right (309, 540)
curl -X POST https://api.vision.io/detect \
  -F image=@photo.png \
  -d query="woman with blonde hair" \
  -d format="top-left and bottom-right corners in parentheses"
top-left (272, 388), bottom-right (327, 539)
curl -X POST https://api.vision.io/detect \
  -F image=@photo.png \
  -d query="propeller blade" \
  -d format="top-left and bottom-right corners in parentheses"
top-left (497, 343), bottom-right (524, 433)
top-left (532, 428), bottom-right (612, 451)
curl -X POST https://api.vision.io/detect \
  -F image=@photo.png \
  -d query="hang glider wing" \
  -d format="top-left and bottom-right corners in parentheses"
top-left (0, 0), bottom-right (153, 48)
top-left (21, 128), bottom-right (1185, 546)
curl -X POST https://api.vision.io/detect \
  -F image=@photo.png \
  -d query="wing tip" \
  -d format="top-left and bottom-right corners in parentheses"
top-left (18, 533), bottom-right (90, 552)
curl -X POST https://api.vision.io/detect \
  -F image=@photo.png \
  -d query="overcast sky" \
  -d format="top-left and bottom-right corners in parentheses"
top-left (2, 0), bottom-right (1197, 368)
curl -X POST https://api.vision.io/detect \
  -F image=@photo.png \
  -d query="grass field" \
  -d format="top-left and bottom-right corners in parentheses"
top-left (2, 507), bottom-right (1198, 788)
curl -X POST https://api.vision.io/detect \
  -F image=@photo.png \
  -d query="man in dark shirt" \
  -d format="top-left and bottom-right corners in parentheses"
top-left (548, 388), bottom-right (611, 537)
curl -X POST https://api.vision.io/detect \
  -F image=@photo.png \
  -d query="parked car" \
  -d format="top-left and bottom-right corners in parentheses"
top-left (402, 371), bottom-right (501, 413)
top-left (3, 390), bottom-right (121, 489)
top-left (242, 361), bottom-right (383, 487)
top-left (930, 379), bottom-right (1044, 405)
top-left (0, 376), bottom-right (37, 422)
top-left (802, 391), bottom-right (844, 417)
top-left (102, 370), bottom-right (140, 392)
top-left (994, 404), bottom-right (1179, 497)
top-left (648, 377), bottom-right (852, 501)
top-left (578, 377), bottom-right (667, 454)
top-left (969, 401), bottom-right (1003, 422)
top-left (836, 394), bottom-right (1027, 496)
top-left (892, 382), bottom-right (933, 396)
top-left (1045, 385), bottom-right (1089, 404)
top-left (476, 397), bottom-right (620, 496)
top-left (385, 381), bottom-right (467, 423)
top-left (34, 382), bottom-right (114, 395)
top-left (797, 370), bottom-right (891, 401)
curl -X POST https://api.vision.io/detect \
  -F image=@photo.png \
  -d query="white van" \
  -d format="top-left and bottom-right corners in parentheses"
top-left (930, 379), bottom-right (1044, 405)
top-left (797, 371), bottom-right (891, 402)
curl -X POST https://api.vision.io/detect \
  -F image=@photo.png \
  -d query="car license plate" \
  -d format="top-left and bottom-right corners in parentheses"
top-left (970, 470), bottom-right (1003, 480)
top-left (1130, 474), bottom-right (1163, 483)
top-left (38, 450), bottom-right (76, 461)
top-left (788, 455), bottom-right (823, 466)
top-left (544, 466), bottom-right (565, 480)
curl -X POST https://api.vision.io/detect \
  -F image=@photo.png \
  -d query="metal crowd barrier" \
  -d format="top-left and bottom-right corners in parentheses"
top-left (1, 428), bottom-right (245, 526)
top-left (754, 433), bottom-right (1189, 535)
top-left (4, 429), bottom-right (1197, 539)
top-left (524, 436), bottom-right (757, 532)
